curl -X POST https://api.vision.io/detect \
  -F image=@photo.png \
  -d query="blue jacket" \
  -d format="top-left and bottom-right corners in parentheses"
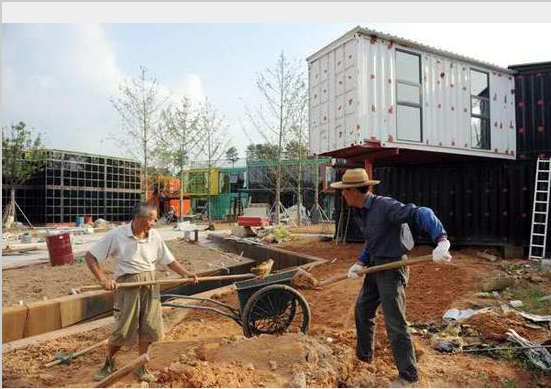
top-left (354, 194), bottom-right (447, 266)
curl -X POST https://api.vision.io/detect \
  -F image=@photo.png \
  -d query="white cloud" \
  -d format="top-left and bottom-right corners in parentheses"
top-left (2, 24), bottom-right (206, 160)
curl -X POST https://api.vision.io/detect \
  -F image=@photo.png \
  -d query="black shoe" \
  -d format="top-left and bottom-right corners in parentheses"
top-left (399, 373), bottom-right (419, 383)
top-left (357, 354), bottom-right (373, 363)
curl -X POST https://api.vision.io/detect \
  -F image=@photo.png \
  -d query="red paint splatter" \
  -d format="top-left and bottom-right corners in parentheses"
top-left (538, 99), bottom-right (544, 106)
top-left (370, 36), bottom-right (377, 44)
top-left (372, 104), bottom-right (376, 112)
top-left (371, 135), bottom-right (377, 141)
top-left (538, 126), bottom-right (545, 133)
top-left (451, 140), bottom-right (456, 146)
top-left (440, 72), bottom-right (446, 78)
top-left (388, 135), bottom-right (394, 142)
top-left (388, 105), bottom-right (394, 114)
top-left (518, 101), bottom-right (525, 107)
top-left (348, 98), bottom-right (353, 105)
top-left (371, 74), bottom-right (375, 80)
top-left (518, 127), bottom-right (525, 134)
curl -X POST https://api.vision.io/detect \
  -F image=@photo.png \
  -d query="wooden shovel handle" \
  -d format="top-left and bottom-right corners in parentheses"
top-left (94, 353), bottom-right (149, 388)
top-left (318, 255), bottom-right (433, 287)
top-left (81, 273), bottom-right (256, 292)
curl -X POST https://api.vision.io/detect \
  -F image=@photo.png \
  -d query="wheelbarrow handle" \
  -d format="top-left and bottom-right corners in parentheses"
top-left (317, 255), bottom-right (434, 287)
top-left (80, 273), bottom-right (256, 291)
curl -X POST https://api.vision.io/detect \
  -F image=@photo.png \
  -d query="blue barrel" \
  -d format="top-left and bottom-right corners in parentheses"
top-left (75, 216), bottom-right (85, 226)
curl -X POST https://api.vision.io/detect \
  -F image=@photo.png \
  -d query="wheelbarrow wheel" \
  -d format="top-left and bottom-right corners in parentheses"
top-left (241, 284), bottom-right (310, 338)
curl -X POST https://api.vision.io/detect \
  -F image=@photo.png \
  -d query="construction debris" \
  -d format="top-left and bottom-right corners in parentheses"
top-left (506, 329), bottom-right (551, 371)
top-left (250, 259), bottom-right (274, 279)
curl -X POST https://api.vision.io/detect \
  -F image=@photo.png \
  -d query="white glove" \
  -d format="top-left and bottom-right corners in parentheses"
top-left (433, 239), bottom-right (452, 263)
top-left (348, 263), bottom-right (365, 279)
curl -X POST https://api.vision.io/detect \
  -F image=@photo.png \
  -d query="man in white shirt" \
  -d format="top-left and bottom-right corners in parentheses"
top-left (85, 201), bottom-right (198, 383)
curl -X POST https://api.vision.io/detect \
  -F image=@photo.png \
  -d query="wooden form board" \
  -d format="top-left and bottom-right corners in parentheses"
top-left (2, 290), bottom-right (113, 343)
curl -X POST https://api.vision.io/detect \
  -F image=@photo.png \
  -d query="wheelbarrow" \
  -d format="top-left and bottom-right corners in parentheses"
top-left (162, 269), bottom-right (311, 338)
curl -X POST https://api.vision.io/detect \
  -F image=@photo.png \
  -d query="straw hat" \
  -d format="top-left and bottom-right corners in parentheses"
top-left (330, 168), bottom-right (380, 189)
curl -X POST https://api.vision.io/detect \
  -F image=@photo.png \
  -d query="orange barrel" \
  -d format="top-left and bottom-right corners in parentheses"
top-left (84, 216), bottom-right (93, 224)
top-left (46, 233), bottom-right (75, 266)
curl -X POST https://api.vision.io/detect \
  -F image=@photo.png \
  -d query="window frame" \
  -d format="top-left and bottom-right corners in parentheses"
top-left (395, 49), bottom-right (423, 143)
top-left (469, 68), bottom-right (491, 150)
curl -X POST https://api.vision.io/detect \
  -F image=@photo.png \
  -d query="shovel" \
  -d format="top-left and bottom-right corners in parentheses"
top-left (313, 254), bottom-right (434, 288)
top-left (80, 273), bottom-right (256, 292)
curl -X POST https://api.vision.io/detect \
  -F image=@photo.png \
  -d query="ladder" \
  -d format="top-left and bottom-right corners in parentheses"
top-left (529, 157), bottom-right (551, 259)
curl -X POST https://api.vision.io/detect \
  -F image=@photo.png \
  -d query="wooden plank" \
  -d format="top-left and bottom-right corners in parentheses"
top-left (2, 306), bottom-right (28, 343)
top-left (58, 294), bottom-right (88, 328)
top-left (24, 300), bottom-right (62, 337)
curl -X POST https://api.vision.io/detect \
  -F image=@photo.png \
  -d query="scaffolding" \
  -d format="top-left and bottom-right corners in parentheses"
top-left (1, 149), bottom-right (142, 224)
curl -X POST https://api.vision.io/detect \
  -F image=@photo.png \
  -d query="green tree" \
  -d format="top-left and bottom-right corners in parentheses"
top-left (2, 122), bottom-right (46, 227)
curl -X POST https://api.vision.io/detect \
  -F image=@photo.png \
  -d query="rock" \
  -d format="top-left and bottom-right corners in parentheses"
top-left (245, 363), bottom-right (255, 371)
top-left (326, 337), bottom-right (334, 343)
top-left (509, 300), bottom-right (523, 308)
top-left (140, 382), bottom-right (149, 388)
top-left (475, 292), bottom-right (492, 298)
top-left (38, 374), bottom-right (55, 383)
top-left (293, 371), bottom-right (307, 388)
top-left (482, 276), bottom-right (515, 292)
top-left (530, 275), bottom-right (543, 283)
top-left (268, 360), bottom-right (278, 371)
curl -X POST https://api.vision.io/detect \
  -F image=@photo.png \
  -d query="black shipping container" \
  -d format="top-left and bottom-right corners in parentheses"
top-left (335, 160), bottom-right (536, 252)
top-left (510, 62), bottom-right (551, 160)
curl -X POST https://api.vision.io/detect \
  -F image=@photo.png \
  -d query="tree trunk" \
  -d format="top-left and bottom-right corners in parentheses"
top-left (297, 159), bottom-right (302, 226)
top-left (10, 187), bottom-right (16, 220)
top-left (180, 172), bottom-right (184, 222)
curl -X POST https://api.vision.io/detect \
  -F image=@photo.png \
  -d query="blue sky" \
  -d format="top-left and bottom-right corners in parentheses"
top-left (3, 23), bottom-right (551, 160)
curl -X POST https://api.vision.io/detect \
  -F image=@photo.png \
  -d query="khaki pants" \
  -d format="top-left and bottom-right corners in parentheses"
top-left (109, 271), bottom-right (163, 347)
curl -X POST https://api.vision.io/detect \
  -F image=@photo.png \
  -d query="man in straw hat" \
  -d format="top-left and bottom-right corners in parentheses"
top-left (331, 168), bottom-right (451, 385)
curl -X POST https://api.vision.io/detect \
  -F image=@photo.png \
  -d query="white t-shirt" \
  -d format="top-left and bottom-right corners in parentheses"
top-left (89, 223), bottom-right (175, 278)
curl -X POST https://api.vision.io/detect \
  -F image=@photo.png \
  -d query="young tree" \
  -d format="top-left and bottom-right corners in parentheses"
top-left (198, 100), bottom-right (231, 222)
top-left (2, 122), bottom-right (46, 227)
top-left (110, 66), bottom-right (167, 197)
top-left (154, 98), bottom-right (202, 221)
top-left (244, 52), bottom-right (308, 224)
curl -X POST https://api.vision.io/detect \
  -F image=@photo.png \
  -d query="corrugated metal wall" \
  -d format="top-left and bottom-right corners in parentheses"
top-left (309, 31), bottom-right (516, 160)
top-left (511, 63), bottom-right (551, 160)
top-left (335, 160), bottom-right (535, 249)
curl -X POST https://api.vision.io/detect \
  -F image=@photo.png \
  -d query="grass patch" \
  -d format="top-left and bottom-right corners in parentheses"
top-left (510, 281), bottom-right (551, 315)
top-left (502, 378), bottom-right (517, 388)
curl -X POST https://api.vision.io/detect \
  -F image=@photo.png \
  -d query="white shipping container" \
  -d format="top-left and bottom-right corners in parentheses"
top-left (308, 27), bottom-right (517, 160)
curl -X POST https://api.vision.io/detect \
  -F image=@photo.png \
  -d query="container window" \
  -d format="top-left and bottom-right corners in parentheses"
top-left (396, 50), bottom-right (421, 83)
top-left (471, 117), bottom-right (491, 150)
top-left (395, 49), bottom-right (422, 142)
top-left (397, 105), bottom-right (422, 142)
top-left (470, 69), bottom-right (491, 150)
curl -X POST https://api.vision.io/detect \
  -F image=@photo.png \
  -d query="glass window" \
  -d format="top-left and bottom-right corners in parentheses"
top-left (397, 105), bottom-right (422, 142)
top-left (470, 69), bottom-right (491, 150)
top-left (395, 49), bottom-right (422, 142)
top-left (396, 50), bottom-right (420, 83)
top-left (397, 83), bottom-right (420, 105)
top-left (471, 117), bottom-right (491, 150)
top-left (470, 69), bottom-right (489, 98)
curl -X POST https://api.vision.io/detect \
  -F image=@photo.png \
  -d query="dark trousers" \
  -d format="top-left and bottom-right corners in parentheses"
top-left (355, 266), bottom-right (418, 380)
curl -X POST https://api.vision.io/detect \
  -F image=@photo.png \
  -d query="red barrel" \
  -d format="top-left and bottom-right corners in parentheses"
top-left (84, 216), bottom-right (93, 224)
top-left (46, 233), bottom-right (75, 266)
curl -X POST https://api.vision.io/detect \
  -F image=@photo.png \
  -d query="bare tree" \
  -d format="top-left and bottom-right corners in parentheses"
top-left (244, 52), bottom-right (307, 224)
top-left (198, 100), bottom-right (231, 222)
top-left (155, 97), bottom-right (203, 221)
top-left (110, 66), bottom-right (167, 196)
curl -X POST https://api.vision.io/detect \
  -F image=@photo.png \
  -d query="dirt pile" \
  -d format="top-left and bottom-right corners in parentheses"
top-left (464, 311), bottom-right (548, 343)
top-left (152, 333), bottom-right (355, 388)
